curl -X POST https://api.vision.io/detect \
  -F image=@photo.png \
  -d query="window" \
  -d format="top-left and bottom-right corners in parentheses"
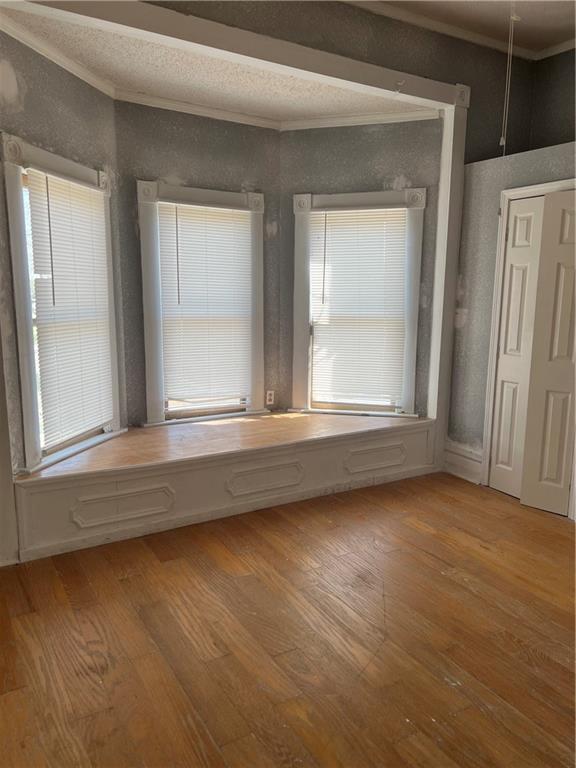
top-left (3, 135), bottom-right (119, 471)
top-left (292, 189), bottom-right (425, 415)
top-left (138, 181), bottom-right (264, 423)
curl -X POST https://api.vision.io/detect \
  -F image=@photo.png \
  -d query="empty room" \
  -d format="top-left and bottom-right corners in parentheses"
top-left (0, 1), bottom-right (574, 766)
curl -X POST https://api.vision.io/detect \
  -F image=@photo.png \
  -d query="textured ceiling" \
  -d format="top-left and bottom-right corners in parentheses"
top-left (0, 5), bottom-right (430, 126)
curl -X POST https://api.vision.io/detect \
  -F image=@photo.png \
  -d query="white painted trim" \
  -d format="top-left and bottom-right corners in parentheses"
top-left (2, 135), bottom-right (123, 471)
top-left (137, 180), bottom-right (266, 424)
top-left (18, 463), bottom-right (439, 562)
top-left (348, 1), bottom-right (572, 62)
top-left (533, 39), bottom-right (576, 61)
top-left (0, 8), bottom-right (117, 96)
top-left (2, 133), bottom-right (99, 187)
top-left (481, 177), bottom-right (576, 486)
top-left (291, 188), bottom-right (426, 414)
top-left (21, 428), bottom-right (128, 476)
top-left (3, 160), bottom-right (42, 470)
top-left (0, 7), bottom-right (449, 131)
top-left (444, 439), bottom-right (483, 484)
top-left (290, 409), bottom-right (420, 419)
top-left (115, 89), bottom-right (279, 131)
top-left (33, 1), bottom-right (467, 108)
top-left (278, 110), bottom-right (439, 131)
top-left (427, 106), bottom-right (467, 467)
top-left (143, 409), bottom-right (270, 428)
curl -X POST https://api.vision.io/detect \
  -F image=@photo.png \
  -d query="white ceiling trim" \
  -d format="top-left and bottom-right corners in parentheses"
top-left (349, 1), bottom-right (574, 61)
top-left (279, 109), bottom-right (439, 131)
top-left (40, 1), bottom-right (465, 108)
top-left (0, 9), bottom-right (116, 96)
top-left (0, 7), bottom-right (441, 132)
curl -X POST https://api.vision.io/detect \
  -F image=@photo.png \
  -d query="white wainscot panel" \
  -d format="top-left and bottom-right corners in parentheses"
top-left (15, 421), bottom-right (436, 560)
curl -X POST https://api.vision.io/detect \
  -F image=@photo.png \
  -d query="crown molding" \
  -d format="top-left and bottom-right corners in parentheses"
top-left (278, 109), bottom-right (438, 131)
top-left (0, 9), bottom-right (116, 96)
top-left (532, 38), bottom-right (576, 61)
top-left (0, 9), bottom-right (442, 132)
top-left (348, 1), bottom-right (574, 62)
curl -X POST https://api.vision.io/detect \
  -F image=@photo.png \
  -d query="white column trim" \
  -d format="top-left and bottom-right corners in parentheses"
top-left (292, 194), bottom-right (312, 410)
top-left (427, 105), bottom-right (467, 466)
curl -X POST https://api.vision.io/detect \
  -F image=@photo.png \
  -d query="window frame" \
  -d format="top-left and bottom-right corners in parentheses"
top-left (137, 180), bottom-right (265, 425)
top-left (2, 133), bottom-right (121, 472)
top-left (292, 188), bottom-right (426, 416)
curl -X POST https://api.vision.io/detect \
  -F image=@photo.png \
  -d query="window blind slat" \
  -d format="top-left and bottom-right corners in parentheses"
top-left (309, 208), bottom-right (407, 409)
top-left (158, 202), bottom-right (253, 414)
top-left (26, 169), bottom-right (115, 451)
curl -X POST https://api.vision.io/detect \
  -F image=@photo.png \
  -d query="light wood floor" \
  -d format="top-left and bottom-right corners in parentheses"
top-left (30, 413), bottom-right (417, 478)
top-left (1, 473), bottom-right (573, 768)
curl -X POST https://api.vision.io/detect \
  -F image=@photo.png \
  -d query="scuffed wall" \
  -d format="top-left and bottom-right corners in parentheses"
top-left (448, 141), bottom-right (576, 451)
top-left (153, 0), bottom-right (535, 164)
top-left (0, 32), bottom-right (124, 471)
top-left (279, 120), bottom-right (442, 415)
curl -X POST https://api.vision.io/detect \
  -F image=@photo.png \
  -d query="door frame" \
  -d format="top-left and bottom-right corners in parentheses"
top-left (481, 178), bottom-right (576, 495)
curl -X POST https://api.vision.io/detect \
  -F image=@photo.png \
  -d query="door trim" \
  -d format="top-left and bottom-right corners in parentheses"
top-left (481, 178), bottom-right (576, 487)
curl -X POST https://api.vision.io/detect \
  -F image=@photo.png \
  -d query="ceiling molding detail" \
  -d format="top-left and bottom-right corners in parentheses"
top-left (349, 1), bottom-right (575, 61)
top-left (0, 8), bottom-right (441, 131)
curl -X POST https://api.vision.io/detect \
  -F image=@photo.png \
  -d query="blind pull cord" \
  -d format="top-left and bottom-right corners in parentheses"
top-left (499, 2), bottom-right (520, 156)
top-left (321, 211), bottom-right (328, 305)
top-left (45, 176), bottom-right (56, 306)
top-left (175, 205), bottom-right (182, 305)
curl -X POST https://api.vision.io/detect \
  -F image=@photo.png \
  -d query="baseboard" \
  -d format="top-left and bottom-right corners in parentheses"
top-left (444, 439), bottom-right (483, 484)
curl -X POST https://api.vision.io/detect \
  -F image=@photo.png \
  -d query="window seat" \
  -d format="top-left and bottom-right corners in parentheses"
top-left (14, 412), bottom-right (436, 561)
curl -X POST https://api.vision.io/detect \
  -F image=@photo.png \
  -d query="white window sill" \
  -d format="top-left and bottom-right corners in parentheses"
top-left (143, 408), bottom-right (271, 428)
top-left (19, 429), bottom-right (127, 476)
top-left (289, 408), bottom-right (420, 418)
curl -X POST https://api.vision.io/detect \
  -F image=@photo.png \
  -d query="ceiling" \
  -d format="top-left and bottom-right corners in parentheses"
top-left (351, 1), bottom-right (575, 59)
top-left (0, 2), bottom-right (435, 131)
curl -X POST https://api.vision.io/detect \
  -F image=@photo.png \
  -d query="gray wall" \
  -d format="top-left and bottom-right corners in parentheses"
top-left (114, 101), bottom-right (282, 423)
top-left (449, 141), bottom-right (576, 450)
top-left (279, 120), bottom-right (442, 414)
top-left (155, 0), bottom-right (538, 164)
top-left (530, 50), bottom-right (576, 151)
top-left (0, 31), bottom-right (121, 473)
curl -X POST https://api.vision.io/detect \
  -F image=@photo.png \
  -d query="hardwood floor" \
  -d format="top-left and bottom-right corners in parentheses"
top-left (0, 473), bottom-right (573, 767)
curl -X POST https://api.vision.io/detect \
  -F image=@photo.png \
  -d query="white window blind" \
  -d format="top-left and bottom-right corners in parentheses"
top-left (25, 168), bottom-right (115, 452)
top-left (157, 202), bottom-right (253, 415)
top-left (309, 207), bottom-right (408, 410)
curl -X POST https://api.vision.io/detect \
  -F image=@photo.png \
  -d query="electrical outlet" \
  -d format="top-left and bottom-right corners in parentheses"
top-left (266, 390), bottom-right (275, 406)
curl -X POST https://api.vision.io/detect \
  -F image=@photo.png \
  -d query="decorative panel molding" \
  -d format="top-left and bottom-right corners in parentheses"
top-left (495, 381), bottom-right (518, 468)
top-left (344, 442), bottom-right (406, 474)
top-left (540, 391), bottom-right (571, 485)
top-left (513, 213), bottom-right (534, 247)
top-left (226, 461), bottom-right (304, 497)
top-left (549, 263), bottom-right (575, 361)
top-left (504, 264), bottom-right (527, 355)
top-left (560, 208), bottom-right (575, 245)
top-left (71, 485), bottom-right (174, 528)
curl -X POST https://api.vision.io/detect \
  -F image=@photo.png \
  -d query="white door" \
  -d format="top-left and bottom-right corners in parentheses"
top-left (490, 196), bottom-right (545, 497)
top-left (520, 190), bottom-right (575, 515)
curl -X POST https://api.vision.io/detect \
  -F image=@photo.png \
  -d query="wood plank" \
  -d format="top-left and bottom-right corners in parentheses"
top-left (0, 475), bottom-right (572, 766)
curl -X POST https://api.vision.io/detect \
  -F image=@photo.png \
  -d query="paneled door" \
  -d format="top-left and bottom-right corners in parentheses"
top-left (520, 190), bottom-right (575, 515)
top-left (490, 196), bottom-right (544, 498)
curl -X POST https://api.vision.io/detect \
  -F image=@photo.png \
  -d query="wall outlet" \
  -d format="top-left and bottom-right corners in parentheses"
top-left (265, 390), bottom-right (275, 406)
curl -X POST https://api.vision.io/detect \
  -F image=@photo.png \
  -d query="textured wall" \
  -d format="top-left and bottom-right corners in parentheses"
top-left (279, 120), bottom-right (442, 414)
top-left (530, 50), bottom-right (576, 151)
top-left (154, 0), bottom-right (535, 164)
top-left (0, 31), bottom-right (122, 472)
top-left (449, 141), bottom-right (576, 450)
top-left (113, 102), bottom-right (282, 423)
